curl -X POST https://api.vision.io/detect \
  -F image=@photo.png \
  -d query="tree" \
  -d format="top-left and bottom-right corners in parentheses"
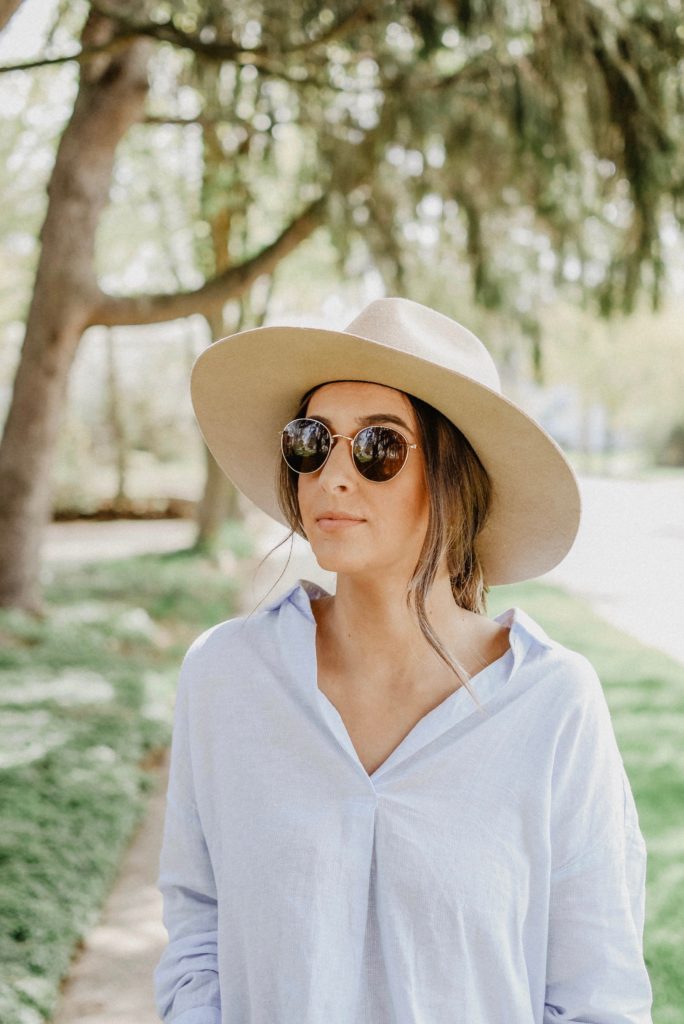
top-left (0, 6), bottom-right (342, 610)
top-left (0, 0), bottom-right (681, 611)
top-left (0, 11), bottom-right (153, 611)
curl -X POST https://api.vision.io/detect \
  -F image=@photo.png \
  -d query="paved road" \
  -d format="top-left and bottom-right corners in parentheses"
top-left (542, 474), bottom-right (684, 665)
top-left (42, 518), bottom-right (196, 564)
top-left (44, 474), bottom-right (684, 665)
top-left (46, 472), bottom-right (682, 1024)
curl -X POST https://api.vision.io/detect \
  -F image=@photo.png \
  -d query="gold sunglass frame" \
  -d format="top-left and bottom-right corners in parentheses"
top-left (278, 417), bottom-right (418, 482)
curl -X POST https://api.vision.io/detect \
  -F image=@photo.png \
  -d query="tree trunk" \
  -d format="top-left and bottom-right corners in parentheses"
top-left (195, 305), bottom-right (241, 552)
top-left (195, 276), bottom-right (275, 552)
top-left (196, 445), bottom-right (240, 550)
top-left (0, 14), bottom-right (151, 611)
top-left (0, 10), bottom-right (379, 612)
top-left (105, 328), bottom-right (128, 508)
top-left (194, 89), bottom-right (243, 554)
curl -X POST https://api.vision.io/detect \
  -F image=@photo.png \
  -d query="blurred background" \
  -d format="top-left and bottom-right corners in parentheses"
top-left (0, 1), bottom-right (682, 1022)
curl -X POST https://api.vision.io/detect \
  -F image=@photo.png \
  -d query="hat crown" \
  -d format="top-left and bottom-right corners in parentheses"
top-left (344, 297), bottom-right (502, 393)
top-left (189, 294), bottom-right (581, 585)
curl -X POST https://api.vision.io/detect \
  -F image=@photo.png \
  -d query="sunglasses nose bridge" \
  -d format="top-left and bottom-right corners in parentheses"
top-left (329, 432), bottom-right (355, 447)
top-left (324, 432), bottom-right (357, 474)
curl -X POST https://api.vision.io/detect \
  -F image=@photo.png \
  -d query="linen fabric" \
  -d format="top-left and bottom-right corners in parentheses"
top-left (153, 579), bottom-right (653, 1024)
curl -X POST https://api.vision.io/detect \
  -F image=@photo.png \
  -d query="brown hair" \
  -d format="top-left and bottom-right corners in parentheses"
top-left (275, 383), bottom-right (494, 710)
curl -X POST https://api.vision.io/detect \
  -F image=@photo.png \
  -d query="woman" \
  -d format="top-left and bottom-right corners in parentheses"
top-left (154, 297), bottom-right (653, 1023)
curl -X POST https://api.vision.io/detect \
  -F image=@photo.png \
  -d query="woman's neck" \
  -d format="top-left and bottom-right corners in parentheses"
top-left (312, 569), bottom-right (476, 689)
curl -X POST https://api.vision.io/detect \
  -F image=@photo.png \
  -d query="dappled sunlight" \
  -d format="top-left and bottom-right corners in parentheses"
top-left (626, 740), bottom-right (684, 770)
top-left (49, 759), bottom-right (170, 1024)
top-left (0, 0), bottom-right (680, 1011)
top-left (646, 826), bottom-right (684, 859)
top-left (0, 710), bottom-right (74, 769)
top-left (82, 882), bottom-right (165, 956)
top-left (647, 859), bottom-right (684, 925)
top-left (51, 600), bottom-right (171, 645)
top-left (50, 601), bottom-right (117, 625)
top-left (113, 607), bottom-right (160, 641)
top-left (1, 669), bottom-right (115, 707)
top-left (141, 670), bottom-right (176, 724)
top-left (50, 885), bottom-right (167, 1024)
top-left (5, 976), bottom-right (54, 1024)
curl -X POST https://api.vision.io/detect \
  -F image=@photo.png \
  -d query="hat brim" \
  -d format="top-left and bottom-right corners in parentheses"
top-left (190, 325), bottom-right (581, 586)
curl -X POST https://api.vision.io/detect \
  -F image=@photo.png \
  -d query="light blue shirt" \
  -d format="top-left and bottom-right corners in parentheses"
top-left (154, 579), bottom-right (653, 1023)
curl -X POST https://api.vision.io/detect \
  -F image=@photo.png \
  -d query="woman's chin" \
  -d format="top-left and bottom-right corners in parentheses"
top-left (312, 552), bottom-right (352, 574)
top-left (310, 546), bottom-right (369, 575)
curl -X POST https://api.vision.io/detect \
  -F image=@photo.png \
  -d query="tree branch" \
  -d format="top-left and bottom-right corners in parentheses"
top-left (0, 37), bottom-right (344, 91)
top-left (584, 3), bottom-right (672, 150)
top-left (88, 85), bottom-right (400, 328)
top-left (0, 34), bottom-right (137, 73)
top-left (89, 193), bottom-right (329, 326)
top-left (90, 0), bottom-right (381, 61)
top-left (0, 0), bottom-right (382, 90)
top-left (143, 115), bottom-right (205, 126)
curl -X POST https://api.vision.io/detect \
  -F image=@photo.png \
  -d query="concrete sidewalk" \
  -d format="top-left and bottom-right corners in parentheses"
top-left (47, 473), bottom-right (683, 1023)
top-left (51, 749), bottom-right (170, 1024)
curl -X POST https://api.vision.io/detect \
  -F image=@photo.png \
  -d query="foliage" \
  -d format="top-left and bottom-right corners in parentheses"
top-left (0, 58), bottom-right (77, 325)
top-left (0, 0), bottom-right (681, 609)
top-left (0, 0), bottom-right (681, 473)
top-left (0, 532), bottom-right (248, 1022)
top-left (89, 0), bottom-right (683, 320)
top-left (540, 296), bottom-right (684, 454)
top-left (2, 0), bottom-right (681, 334)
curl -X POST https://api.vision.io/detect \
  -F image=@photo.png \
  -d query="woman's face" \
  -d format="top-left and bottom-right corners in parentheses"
top-left (297, 381), bottom-right (430, 579)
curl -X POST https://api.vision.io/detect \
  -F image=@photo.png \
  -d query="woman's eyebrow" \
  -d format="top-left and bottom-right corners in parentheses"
top-left (309, 413), bottom-right (413, 433)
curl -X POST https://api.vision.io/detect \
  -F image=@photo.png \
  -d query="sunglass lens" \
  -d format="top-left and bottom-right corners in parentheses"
top-left (353, 426), bottom-right (409, 481)
top-left (281, 419), bottom-right (330, 473)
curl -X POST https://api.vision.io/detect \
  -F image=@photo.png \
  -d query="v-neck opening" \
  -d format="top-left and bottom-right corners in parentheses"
top-left (316, 645), bottom-right (514, 783)
top-left (293, 579), bottom-right (521, 785)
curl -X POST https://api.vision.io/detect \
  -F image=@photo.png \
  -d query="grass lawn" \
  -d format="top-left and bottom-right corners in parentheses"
top-left (0, 543), bottom-right (681, 1023)
top-left (489, 582), bottom-right (684, 1022)
top-left (0, 525), bottom-right (251, 1024)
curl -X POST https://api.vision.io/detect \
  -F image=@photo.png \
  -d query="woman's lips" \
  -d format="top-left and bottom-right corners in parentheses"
top-left (316, 517), bottom-right (365, 532)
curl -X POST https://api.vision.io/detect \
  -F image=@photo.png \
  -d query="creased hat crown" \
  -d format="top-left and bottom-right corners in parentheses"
top-left (343, 297), bottom-right (502, 392)
top-left (189, 295), bottom-right (581, 585)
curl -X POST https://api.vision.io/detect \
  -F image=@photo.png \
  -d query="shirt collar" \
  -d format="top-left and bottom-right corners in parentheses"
top-left (261, 578), bottom-right (330, 620)
top-left (264, 579), bottom-right (555, 654)
top-left (492, 604), bottom-right (555, 651)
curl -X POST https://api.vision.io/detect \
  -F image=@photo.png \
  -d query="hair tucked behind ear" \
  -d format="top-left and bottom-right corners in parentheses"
top-left (275, 386), bottom-right (494, 711)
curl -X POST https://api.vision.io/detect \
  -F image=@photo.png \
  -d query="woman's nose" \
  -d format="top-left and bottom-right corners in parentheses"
top-left (319, 436), bottom-right (356, 488)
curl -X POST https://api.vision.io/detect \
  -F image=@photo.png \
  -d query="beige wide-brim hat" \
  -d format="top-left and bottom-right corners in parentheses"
top-left (190, 296), bottom-right (581, 585)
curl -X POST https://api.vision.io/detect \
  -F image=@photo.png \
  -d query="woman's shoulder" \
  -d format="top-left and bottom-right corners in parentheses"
top-left (510, 606), bottom-right (609, 712)
top-left (179, 581), bottom-right (315, 676)
top-left (511, 618), bottom-right (622, 778)
top-left (181, 605), bottom-right (280, 667)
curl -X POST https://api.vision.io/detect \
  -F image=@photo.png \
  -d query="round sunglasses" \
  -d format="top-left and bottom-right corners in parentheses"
top-left (280, 417), bottom-right (418, 483)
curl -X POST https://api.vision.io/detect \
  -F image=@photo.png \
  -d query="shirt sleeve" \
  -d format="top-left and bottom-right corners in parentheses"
top-left (153, 642), bottom-right (221, 1024)
top-left (543, 659), bottom-right (653, 1023)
